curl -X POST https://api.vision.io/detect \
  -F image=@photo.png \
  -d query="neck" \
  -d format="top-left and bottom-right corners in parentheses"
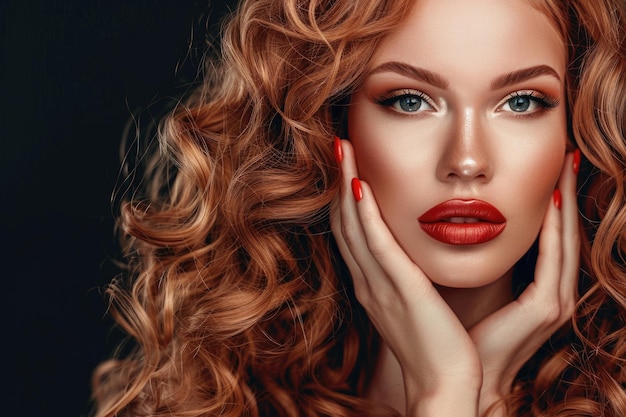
top-left (434, 268), bottom-right (514, 329)
top-left (366, 269), bottom-right (515, 413)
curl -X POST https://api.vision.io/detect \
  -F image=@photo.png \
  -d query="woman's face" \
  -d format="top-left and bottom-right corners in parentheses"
top-left (348, 0), bottom-right (567, 288)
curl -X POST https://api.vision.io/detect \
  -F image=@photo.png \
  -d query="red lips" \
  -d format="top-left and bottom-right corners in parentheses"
top-left (418, 199), bottom-right (506, 245)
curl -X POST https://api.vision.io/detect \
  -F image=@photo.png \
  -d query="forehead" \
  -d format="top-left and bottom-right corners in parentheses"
top-left (370, 0), bottom-right (566, 78)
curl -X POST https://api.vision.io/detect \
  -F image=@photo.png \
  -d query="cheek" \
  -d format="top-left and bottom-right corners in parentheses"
top-left (530, 148), bottom-right (564, 194)
top-left (499, 122), bottom-right (566, 252)
top-left (506, 122), bottom-right (566, 205)
top-left (349, 102), bottom-right (396, 182)
top-left (348, 101), bottom-right (434, 194)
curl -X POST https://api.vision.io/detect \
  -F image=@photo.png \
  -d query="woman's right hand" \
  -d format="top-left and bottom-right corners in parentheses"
top-left (331, 138), bottom-right (482, 417)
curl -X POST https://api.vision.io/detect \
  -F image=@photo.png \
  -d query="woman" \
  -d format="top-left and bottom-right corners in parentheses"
top-left (91, 0), bottom-right (626, 416)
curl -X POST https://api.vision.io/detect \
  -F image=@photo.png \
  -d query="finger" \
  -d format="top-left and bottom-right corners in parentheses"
top-left (329, 140), bottom-right (367, 287)
top-left (533, 188), bottom-right (563, 287)
top-left (354, 179), bottom-right (433, 296)
top-left (337, 141), bottom-right (433, 302)
top-left (331, 139), bottom-right (386, 299)
top-left (557, 151), bottom-right (581, 308)
top-left (335, 140), bottom-right (374, 268)
top-left (330, 197), bottom-right (363, 281)
top-left (337, 142), bottom-right (409, 275)
top-left (353, 176), bottom-right (475, 366)
top-left (520, 183), bottom-right (563, 321)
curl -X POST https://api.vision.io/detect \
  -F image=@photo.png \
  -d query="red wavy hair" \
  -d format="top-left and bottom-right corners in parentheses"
top-left (91, 0), bottom-right (626, 416)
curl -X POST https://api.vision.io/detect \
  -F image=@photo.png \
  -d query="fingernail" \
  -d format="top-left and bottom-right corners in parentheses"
top-left (553, 189), bottom-right (562, 210)
top-left (351, 178), bottom-right (363, 202)
top-left (333, 135), bottom-right (343, 163)
top-left (573, 149), bottom-right (581, 175)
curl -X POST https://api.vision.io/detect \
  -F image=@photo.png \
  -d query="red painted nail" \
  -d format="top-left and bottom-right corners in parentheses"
top-left (351, 178), bottom-right (363, 202)
top-left (553, 189), bottom-right (562, 210)
top-left (333, 136), bottom-right (343, 163)
top-left (573, 149), bottom-right (581, 175)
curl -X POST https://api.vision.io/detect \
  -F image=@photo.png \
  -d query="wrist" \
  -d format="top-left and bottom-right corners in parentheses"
top-left (478, 373), bottom-right (514, 416)
top-left (405, 379), bottom-right (481, 417)
top-left (478, 388), bottom-right (507, 417)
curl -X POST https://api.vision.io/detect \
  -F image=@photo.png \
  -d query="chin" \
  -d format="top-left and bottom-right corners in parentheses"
top-left (401, 222), bottom-right (540, 290)
top-left (428, 272), bottom-right (509, 290)
top-left (413, 248), bottom-right (520, 290)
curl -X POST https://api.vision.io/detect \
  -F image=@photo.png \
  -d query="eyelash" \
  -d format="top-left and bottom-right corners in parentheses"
top-left (374, 89), bottom-right (435, 110)
top-left (500, 90), bottom-right (560, 112)
top-left (373, 89), bottom-right (560, 115)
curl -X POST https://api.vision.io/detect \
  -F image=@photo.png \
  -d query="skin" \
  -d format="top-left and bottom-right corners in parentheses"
top-left (350, 0), bottom-right (567, 292)
top-left (331, 0), bottom-right (580, 415)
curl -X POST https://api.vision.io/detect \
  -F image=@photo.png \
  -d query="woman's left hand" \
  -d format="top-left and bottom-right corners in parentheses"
top-left (468, 151), bottom-right (580, 415)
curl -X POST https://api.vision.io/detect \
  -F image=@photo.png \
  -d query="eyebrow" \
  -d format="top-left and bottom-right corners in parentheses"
top-left (490, 65), bottom-right (561, 90)
top-left (368, 62), bottom-right (449, 89)
top-left (367, 62), bottom-right (561, 90)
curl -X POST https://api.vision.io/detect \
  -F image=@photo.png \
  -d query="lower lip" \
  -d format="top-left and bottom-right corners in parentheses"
top-left (419, 222), bottom-right (506, 245)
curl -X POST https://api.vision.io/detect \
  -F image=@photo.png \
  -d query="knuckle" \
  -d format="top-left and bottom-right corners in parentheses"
top-left (353, 285), bottom-right (371, 306)
top-left (341, 221), bottom-right (360, 248)
top-left (365, 235), bottom-right (389, 259)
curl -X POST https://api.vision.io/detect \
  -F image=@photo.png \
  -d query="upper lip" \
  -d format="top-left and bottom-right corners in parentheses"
top-left (418, 199), bottom-right (506, 223)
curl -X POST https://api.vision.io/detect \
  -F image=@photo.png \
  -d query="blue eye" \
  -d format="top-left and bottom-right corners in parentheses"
top-left (375, 90), bottom-right (434, 114)
top-left (396, 95), bottom-right (424, 112)
top-left (507, 96), bottom-right (531, 112)
top-left (500, 91), bottom-right (560, 114)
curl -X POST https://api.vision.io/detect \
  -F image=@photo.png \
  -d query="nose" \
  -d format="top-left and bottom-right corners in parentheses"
top-left (436, 108), bottom-right (493, 183)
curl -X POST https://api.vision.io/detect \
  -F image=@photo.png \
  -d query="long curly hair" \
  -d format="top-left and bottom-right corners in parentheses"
top-left (91, 0), bottom-right (626, 416)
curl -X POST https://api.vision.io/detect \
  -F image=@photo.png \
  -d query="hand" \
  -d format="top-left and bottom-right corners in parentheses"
top-left (331, 139), bottom-right (482, 416)
top-left (331, 137), bottom-right (580, 416)
top-left (468, 151), bottom-right (580, 415)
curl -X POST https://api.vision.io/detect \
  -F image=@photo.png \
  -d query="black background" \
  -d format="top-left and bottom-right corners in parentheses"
top-left (3, 1), bottom-right (236, 416)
